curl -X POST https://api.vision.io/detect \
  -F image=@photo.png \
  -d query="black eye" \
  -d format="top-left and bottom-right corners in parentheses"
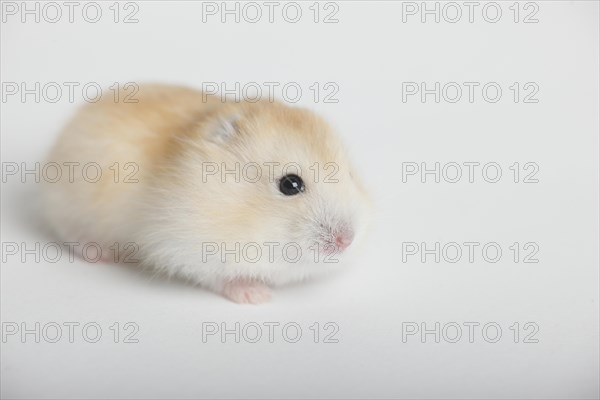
top-left (279, 174), bottom-right (305, 196)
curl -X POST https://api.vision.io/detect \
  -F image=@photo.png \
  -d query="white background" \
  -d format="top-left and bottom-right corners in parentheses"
top-left (1, 1), bottom-right (599, 399)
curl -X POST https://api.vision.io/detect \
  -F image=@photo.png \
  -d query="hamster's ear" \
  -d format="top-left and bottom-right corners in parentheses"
top-left (207, 114), bottom-right (242, 143)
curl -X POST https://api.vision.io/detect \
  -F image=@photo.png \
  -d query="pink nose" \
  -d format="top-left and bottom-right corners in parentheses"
top-left (334, 231), bottom-right (355, 251)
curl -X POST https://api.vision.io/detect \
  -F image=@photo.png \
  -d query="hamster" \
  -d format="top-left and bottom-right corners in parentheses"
top-left (42, 84), bottom-right (370, 304)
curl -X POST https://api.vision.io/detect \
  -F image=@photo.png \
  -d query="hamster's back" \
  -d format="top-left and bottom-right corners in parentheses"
top-left (43, 84), bottom-right (217, 246)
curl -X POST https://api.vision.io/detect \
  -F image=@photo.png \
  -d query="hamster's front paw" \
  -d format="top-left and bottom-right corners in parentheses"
top-left (222, 279), bottom-right (272, 304)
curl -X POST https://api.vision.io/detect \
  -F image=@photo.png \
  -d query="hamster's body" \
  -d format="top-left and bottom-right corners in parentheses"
top-left (43, 84), bottom-right (369, 303)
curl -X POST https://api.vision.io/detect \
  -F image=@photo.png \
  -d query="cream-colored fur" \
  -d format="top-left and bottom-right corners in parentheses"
top-left (43, 84), bottom-right (370, 303)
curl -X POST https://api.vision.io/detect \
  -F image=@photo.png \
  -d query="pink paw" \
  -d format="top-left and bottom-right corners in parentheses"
top-left (74, 239), bottom-right (114, 263)
top-left (222, 279), bottom-right (272, 304)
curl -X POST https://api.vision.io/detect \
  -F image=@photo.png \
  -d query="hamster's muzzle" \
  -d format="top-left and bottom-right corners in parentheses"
top-left (320, 225), bottom-right (355, 253)
top-left (334, 229), bottom-right (355, 251)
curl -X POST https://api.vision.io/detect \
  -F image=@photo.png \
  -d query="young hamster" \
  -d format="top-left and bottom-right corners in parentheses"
top-left (43, 84), bottom-right (370, 304)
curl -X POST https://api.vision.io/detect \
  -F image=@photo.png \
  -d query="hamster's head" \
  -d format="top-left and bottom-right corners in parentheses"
top-left (161, 100), bottom-right (371, 282)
